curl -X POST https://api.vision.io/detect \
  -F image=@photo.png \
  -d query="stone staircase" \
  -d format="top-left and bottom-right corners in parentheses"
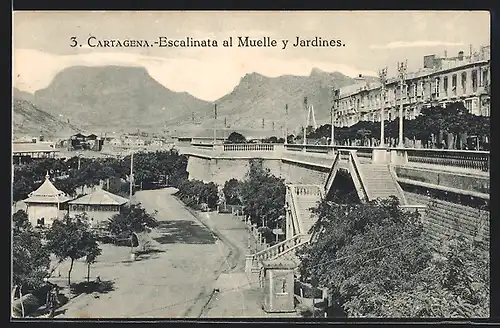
top-left (293, 187), bottom-right (322, 235)
top-left (357, 163), bottom-right (407, 204)
top-left (245, 185), bottom-right (323, 279)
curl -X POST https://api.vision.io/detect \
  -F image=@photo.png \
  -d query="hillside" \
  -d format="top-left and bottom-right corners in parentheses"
top-left (173, 68), bottom-right (379, 134)
top-left (12, 93), bottom-right (83, 138)
top-left (33, 66), bottom-right (210, 133)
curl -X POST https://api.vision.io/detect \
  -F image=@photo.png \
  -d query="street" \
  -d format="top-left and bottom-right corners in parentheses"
top-left (56, 188), bottom-right (232, 318)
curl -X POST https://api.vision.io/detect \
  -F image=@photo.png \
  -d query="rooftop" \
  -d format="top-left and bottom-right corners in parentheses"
top-left (68, 188), bottom-right (129, 206)
top-left (24, 173), bottom-right (71, 204)
top-left (13, 143), bottom-right (59, 154)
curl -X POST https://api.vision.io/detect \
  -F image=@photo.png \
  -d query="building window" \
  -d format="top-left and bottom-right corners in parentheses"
top-left (419, 81), bottom-right (424, 97)
top-left (482, 68), bottom-right (488, 88)
top-left (413, 83), bottom-right (417, 98)
top-left (465, 100), bottom-right (473, 111)
top-left (434, 78), bottom-right (440, 97)
top-left (443, 76), bottom-right (448, 95)
top-left (451, 74), bottom-right (457, 95)
top-left (461, 72), bottom-right (467, 94)
top-left (472, 70), bottom-right (478, 92)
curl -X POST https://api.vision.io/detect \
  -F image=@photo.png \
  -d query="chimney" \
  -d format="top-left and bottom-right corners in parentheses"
top-left (444, 50), bottom-right (447, 58)
top-left (458, 51), bottom-right (464, 60)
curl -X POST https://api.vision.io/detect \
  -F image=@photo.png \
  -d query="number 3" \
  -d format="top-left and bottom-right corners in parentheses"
top-left (70, 37), bottom-right (78, 47)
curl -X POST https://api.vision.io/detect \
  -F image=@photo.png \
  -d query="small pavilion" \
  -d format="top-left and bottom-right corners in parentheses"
top-left (68, 188), bottom-right (129, 225)
top-left (23, 173), bottom-right (72, 226)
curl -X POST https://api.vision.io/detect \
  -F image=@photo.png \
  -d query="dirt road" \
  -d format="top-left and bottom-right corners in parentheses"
top-left (57, 188), bottom-right (231, 318)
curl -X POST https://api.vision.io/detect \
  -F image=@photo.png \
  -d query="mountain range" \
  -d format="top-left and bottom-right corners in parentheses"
top-left (13, 65), bottom-right (379, 136)
top-left (13, 88), bottom-right (82, 138)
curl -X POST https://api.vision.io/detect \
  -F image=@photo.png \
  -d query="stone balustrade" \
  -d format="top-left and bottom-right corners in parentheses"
top-left (223, 143), bottom-right (275, 152)
top-left (182, 143), bottom-right (490, 174)
top-left (293, 184), bottom-right (323, 196)
top-left (246, 234), bottom-right (306, 272)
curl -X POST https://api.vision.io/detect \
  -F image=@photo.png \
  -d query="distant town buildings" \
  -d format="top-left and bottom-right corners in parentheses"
top-left (69, 133), bottom-right (104, 151)
top-left (334, 45), bottom-right (490, 127)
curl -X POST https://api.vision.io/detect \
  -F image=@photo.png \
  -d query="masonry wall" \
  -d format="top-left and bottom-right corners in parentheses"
top-left (280, 160), bottom-right (329, 185)
top-left (185, 156), bottom-right (329, 186)
top-left (404, 191), bottom-right (489, 247)
top-left (395, 166), bottom-right (490, 195)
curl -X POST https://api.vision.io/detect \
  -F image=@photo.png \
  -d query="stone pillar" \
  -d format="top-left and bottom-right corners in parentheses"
top-left (245, 254), bottom-right (254, 275)
top-left (390, 149), bottom-right (408, 165)
top-left (372, 148), bottom-right (389, 164)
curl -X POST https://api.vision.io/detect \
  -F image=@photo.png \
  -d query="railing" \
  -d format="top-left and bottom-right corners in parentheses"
top-left (324, 151), bottom-right (341, 196)
top-left (223, 143), bottom-right (275, 152)
top-left (247, 234), bottom-right (307, 271)
top-left (183, 143), bottom-right (490, 173)
top-left (348, 150), bottom-right (370, 201)
top-left (289, 185), bottom-right (305, 234)
top-left (405, 148), bottom-right (489, 172)
top-left (389, 164), bottom-right (408, 205)
top-left (191, 143), bottom-right (215, 150)
top-left (294, 184), bottom-right (324, 197)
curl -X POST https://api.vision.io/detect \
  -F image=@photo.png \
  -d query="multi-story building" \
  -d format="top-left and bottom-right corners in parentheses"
top-left (335, 45), bottom-right (490, 127)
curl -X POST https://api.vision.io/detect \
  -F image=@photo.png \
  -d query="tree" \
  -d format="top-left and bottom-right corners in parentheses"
top-left (298, 197), bottom-right (489, 318)
top-left (12, 210), bottom-right (51, 295)
top-left (45, 213), bottom-right (101, 286)
top-left (106, 204), bottom-right (158, 237)
top-left (223, 179), bottom-right (242, 205)
top-left (226, 132), bottom-right (247, 144)
top-left (298, 197), bottom-right (431, 317)
top-left (85, 243), bottom-right (102, 282)
top-left (240, 159), bottom-right (286, 233)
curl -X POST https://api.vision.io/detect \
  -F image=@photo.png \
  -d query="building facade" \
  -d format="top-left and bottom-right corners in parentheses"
top-left (68, 188), bottom-right (128, 224)
top-left (23, 173), bottom-right (71, 226)
top-left (335, 45), bottom-right (490, 127)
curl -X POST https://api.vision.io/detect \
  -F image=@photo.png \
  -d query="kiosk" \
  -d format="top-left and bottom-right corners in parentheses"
top-left (262, 259), bottom-right (297, 313)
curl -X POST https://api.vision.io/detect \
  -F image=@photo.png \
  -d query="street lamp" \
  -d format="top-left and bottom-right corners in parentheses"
top-left (397, 60), bottom-right (408, 148)
top-left (378, 67), bottom-right (388, 147)
top-left (331, 87), bottom-right (338, 146)
top-left (77, 153), bottom-right (83, 170)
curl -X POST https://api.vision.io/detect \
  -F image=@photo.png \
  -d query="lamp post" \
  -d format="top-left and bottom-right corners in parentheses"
top-left (331, 87), bottom-right (337, 146)
top-left (397, 60), bottom-right (408, 148)
top-left (378, 67), bottom-right (388, 147)
top-left (303, 97), bottom-right (308, 146)
top-left (284, 104), bottom-right (288, 145)
top-left (129, 150), bottom-right (134, 206)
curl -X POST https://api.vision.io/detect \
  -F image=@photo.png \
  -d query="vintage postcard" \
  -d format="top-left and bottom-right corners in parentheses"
top-left (12, 11), bottom-right (490, 319)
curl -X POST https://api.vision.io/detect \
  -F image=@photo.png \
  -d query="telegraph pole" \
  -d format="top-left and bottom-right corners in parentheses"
top-left (397, 60), bottom-right (408, 148)
top-left (303, 97), bottom-right (308, 145)
top-left (331, 87), bottom-right (337, 146)
top-left (284, 104), bottom-right (288, 145)
top-left (129, 150), bottom-right (134, 206)
top-left (378, 67), bottom-right (388, 147)
top-left (213, 104), bottom-right (217, 144)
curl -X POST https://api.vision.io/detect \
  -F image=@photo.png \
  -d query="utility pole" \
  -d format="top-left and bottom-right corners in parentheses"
top-left (331, 87), bottom-right (337, 146)
top-left (397, 60), bottom-right (408, 148)
top-left (129, 150), bottom-right (134, 206)
top-left (284, 104), bottom-right (288, 145)
top-left (303, 97), bottom-right (308, 145)
top-left (378, 67), bottom-right (388, 147)
top-left (213, 104), bottom-right (217, 144)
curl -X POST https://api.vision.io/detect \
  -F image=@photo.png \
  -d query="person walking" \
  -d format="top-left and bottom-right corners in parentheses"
top-left (47, 286), bottom-right (59, 318)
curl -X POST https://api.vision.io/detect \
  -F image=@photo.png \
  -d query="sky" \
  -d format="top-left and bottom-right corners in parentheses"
top-left (13, 11), bottom-right (490, 101)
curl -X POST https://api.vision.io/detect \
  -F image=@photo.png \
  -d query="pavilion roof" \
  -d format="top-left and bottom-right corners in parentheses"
top-left (68, 189), bottom-right (129, 206)
top-left (24, 173), bottom-right (72, 204)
